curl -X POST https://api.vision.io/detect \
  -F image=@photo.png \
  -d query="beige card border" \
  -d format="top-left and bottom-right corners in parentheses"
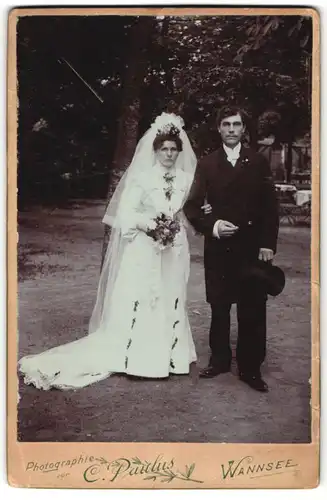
top-left (7, 6), bottom-right (320, 489)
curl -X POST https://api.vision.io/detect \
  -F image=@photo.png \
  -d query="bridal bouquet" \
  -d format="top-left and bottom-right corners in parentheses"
top-left (146, 213), bottom-right (181, 248)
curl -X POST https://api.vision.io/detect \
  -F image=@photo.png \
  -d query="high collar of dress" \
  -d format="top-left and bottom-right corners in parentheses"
top-left (153, 162), bottom-right (177, 178)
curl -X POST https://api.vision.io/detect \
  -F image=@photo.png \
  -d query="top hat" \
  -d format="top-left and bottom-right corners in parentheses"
top-left (240, 260), bottom-right (285, 297)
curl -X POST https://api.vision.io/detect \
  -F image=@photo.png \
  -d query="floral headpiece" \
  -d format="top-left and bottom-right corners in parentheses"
top-left (155, 123), bottom-right (181, 139)
top-left (151, 112), bottom-right (184, 137)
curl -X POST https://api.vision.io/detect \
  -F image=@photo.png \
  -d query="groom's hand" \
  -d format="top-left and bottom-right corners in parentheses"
top-left (214, 220), bottom-right (239, 238)
top-left (201, 203), bottom-right (212, 215)
top-left (259, 248), bottom-right (274, 262)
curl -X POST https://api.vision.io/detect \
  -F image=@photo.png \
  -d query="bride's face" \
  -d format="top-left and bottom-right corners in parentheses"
top-left (155, 140), bottom-right (179, 168)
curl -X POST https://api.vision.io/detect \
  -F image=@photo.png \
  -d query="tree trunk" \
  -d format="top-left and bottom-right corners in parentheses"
top-left (285, 139), bottom-right (294, 182)
top-left (160, 18), bottom-right (174, 104)
top-left (101, 18), bottom-right (154, 268)
top-left (249, 114), bottom-right (259, 150)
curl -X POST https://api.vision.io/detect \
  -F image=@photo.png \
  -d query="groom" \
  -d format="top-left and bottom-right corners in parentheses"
top-left (184, 105), bottom-right (279, 392)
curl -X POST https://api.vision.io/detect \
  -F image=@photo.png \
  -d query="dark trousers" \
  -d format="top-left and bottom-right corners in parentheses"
top-left (209, 293), bottom-right (267, 375)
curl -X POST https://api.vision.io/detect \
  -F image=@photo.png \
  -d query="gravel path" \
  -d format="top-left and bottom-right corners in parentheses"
top-left (17, 201), bottom-right (311, 443)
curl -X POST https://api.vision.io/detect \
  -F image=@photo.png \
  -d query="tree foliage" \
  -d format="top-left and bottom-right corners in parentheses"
top-left (17, 14), bottom-right (312, 204)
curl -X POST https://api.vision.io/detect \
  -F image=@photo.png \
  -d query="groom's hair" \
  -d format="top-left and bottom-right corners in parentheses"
top-left (216, 105), bottom-right (248, 128)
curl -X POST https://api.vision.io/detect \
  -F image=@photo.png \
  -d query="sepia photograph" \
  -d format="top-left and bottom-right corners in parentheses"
top-left (12, 8), bottom-right (315, 453)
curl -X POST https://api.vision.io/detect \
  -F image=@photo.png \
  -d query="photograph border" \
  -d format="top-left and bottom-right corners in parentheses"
top-left (7, 5), bottom-right (320, 489)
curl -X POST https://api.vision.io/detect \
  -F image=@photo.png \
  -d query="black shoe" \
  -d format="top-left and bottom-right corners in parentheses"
top-left (239, 372), bottom-right (268, 392)
top-left (199, 366), bottom-right (230, 379)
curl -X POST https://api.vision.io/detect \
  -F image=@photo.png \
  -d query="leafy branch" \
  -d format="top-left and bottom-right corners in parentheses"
top-left (143, 462), bottom-right (202, 484)
top-left (96, 456), bottom-right (112, 470)
top-left (95, 456), bottom-right (203, 484)
top-left (131, 456), bottom-right (150, 466)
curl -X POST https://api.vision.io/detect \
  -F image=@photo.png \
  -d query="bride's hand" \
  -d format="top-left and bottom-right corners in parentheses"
top-left (136, 216), bottom-right (156, 233)
top-left (201, 203), bottom-right (212, 215)
top-left (146, 219), bottom-right (157, 232)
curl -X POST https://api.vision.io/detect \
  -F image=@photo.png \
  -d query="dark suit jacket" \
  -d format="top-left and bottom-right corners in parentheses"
top-left (184, 145), bottom-right (279, 303)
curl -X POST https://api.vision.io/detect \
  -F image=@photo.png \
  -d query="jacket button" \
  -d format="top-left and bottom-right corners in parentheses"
top-left (248, 220), bottom-right (253, 226)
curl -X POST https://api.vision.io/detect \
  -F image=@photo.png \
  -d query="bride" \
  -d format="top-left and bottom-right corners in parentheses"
top-left (18, 112), bottom-right (198, 390)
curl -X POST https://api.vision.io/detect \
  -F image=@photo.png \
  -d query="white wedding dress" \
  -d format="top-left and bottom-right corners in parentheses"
top-left (18, 164), bottom-right (197, 390)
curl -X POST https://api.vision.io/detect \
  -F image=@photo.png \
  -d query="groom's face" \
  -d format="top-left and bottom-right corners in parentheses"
top-left (218, 113), bottom-right (245, 148)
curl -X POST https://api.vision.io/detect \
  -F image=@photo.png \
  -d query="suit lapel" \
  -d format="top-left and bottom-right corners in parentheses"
top-left (215, 145), bottom-right (249, 193)
top-left (216, 147), bottom-right (236, 184)
top-left (235, 144), bottom-right (253, 171)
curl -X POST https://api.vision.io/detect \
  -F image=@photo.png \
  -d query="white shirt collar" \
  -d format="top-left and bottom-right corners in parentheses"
top-left (223, 142), bottom-right (241, 158)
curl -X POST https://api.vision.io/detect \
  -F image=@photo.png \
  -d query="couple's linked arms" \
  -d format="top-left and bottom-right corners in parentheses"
top-left (183, 164), bottom-right (237, 239)
top-left (184, 161), bottom-right (279, 261)
top-left (183, 164), bottom-right (217, 238)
